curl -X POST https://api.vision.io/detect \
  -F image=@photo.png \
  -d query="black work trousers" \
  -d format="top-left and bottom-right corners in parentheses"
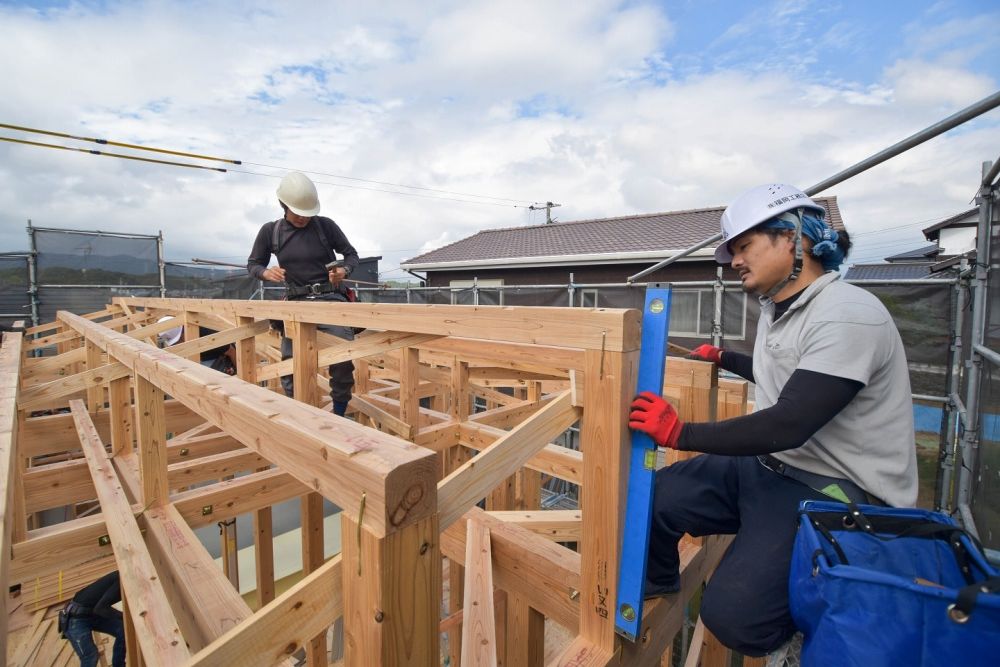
top-left (645, 454), bottom-right (826, 656)
top-left (280, 292), bottom-right (355, 404)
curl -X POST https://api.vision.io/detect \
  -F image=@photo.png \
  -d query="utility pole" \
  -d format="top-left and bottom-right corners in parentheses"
top-left (529, 201), bottom-right (561, 224)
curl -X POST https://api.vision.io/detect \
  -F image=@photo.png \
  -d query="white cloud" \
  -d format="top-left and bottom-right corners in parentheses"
top-left (0, 0), bottom-right (997, 282)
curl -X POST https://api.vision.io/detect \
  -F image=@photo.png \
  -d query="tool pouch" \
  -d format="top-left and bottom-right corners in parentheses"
top-left (790, 500), bottom-right (1000, 666)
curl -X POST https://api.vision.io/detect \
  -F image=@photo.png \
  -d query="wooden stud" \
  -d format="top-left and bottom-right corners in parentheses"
top-left (109, 375), bottom-right (134, 455)
top-left (134, 375), bottom-right (169, 507)
top-left (461, 519), bottom-right (498, 667)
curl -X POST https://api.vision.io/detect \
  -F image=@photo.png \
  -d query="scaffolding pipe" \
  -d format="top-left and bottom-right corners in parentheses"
top-left (806, 91), bottom-right (1000, 194)
top-left (938, 260), bottom-right (968, 511)
top-left (627, 91), bottom-right (1000, 285)
top-left (26, 220), bottom-right (39, 329)
top-left (157, 231), bottom-right (167, 298)
top-left (954, 160), bottom-right (996, 527)
top-left (26, 226), bottom-right (161, 240)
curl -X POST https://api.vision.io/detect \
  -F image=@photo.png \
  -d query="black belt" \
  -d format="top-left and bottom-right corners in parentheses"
top-left (65, 601), bottom-right (93, 617)
top-left (757, 454), bottom-right (884, 506)
top-left (285, 282), bottom-right (338, 298)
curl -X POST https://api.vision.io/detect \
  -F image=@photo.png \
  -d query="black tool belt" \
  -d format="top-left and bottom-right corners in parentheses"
top-left (64, 601), bottom-right (93, 617)
top-left (757, 454), bottom-right (884, 506)
top-left (285, 282), bottom-right (338, 298)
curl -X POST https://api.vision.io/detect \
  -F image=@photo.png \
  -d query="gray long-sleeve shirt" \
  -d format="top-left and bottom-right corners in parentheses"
top-left (247, 216), bottom-right (359, 287)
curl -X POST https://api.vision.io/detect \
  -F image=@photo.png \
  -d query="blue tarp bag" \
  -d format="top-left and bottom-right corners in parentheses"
top-left (790, 500), bottom-right (1000, 666)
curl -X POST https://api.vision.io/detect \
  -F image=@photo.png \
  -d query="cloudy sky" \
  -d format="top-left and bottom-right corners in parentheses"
top-left (1, 0), bottom-right (998, 280)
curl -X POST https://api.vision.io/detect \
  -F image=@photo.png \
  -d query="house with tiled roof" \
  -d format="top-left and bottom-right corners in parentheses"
top-left (844, 208), bottom-right (977, 281)
top-left (402, 197), bottom-right (844, 285)
top-left (402, 197), bottom-right (844, 350)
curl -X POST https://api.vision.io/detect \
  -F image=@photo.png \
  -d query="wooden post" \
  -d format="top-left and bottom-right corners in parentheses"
top-left (288, 320), bottom-right (327, 665)
top-left (341, 514), bottom-right (441, 666)
top-left (85, 340), bottom-right (104, 411)
top-left (461, 519), bottom-right (497, 667)
top-left (399, 347), bottom-right (419, 436)
top-left (578, 347), bottom-right (636, 654)
top-left (235, 315), bottom-right (275, 606)
top-left (109, 375), bottom-right (134, 455)
top-left (134, 375), bottom-right (169, 507)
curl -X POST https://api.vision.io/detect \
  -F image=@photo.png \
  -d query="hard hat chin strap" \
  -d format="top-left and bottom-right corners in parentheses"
top-left (762, 209), bottom-right (805, 300)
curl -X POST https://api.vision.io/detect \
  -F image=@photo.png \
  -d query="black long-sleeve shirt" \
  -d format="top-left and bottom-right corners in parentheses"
top-left (72, 571), bottom-right (122, 620)
top-left (676, 290), bottom-right (863, 456)
top-left (247, 216), bottom-right (359, 286)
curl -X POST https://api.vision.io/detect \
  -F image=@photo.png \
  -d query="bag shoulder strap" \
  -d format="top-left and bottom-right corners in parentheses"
top-left (312, 218), bottom-right (338, 264)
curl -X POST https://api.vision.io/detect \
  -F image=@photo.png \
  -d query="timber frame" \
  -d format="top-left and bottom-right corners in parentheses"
top-left (2, 296), bottom-right (755, 666)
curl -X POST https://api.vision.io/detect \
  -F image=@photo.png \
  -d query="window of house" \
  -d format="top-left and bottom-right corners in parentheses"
top-left (449, 279), bottom-right (503, 305)
top-left (669, 288), bottom-right (747, 340)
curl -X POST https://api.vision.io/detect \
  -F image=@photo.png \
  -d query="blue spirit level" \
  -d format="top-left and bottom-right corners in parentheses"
top-left (615, 283), bottom-right (672, 641)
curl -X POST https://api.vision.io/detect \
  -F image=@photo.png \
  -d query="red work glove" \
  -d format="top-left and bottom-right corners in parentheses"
top-left (688, 343), bottom-right (723, 365)
top-left (629, 391), bottom-right (683, 449)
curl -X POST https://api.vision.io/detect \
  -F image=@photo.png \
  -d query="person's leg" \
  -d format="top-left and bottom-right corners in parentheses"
top-left (645, 454), bottom-right (742, 595)
top-left (698, 456), bottom-right (826, 656)
top-left (279, 336), bottom-right (294, 397)
top-left (65, 617), bottom-right (100, 667)
top-left (319, 323), bottom-right (355, 415)
top-left (90, 614), bottom-right (126, 667)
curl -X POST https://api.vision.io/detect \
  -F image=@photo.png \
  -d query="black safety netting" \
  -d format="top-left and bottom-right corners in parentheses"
top-left (34, 229), bottom-right (160, 286)
top-left (0, 254), bottom-right (30, 331)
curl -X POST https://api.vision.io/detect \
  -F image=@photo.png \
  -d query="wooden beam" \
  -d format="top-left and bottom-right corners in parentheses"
top-left (0, 331), bottom-right (25, 660)
top-left (461, 519), bottom-right (498, 667)
top-left (60, 311), bottom-right (437, 537)
top-left (256, 330), bottom-right (443, 383)
top-left (459, 422), bottom-right (583, 485)
top-left (71, 400), bottom-right (191, 665)
top-left (188, 556), bottom-right (342, 667)
top-left (439, 391), bottom-right (579, 530)
top-left (172, 469), bottom-right (309, 528)
top-left (487, 510), bottom-right (582, 542)
top-left (85, 340), bottom-right (104, 411)
top-left (22, 458), bottom-right (95, 513)
top-left (141, 503), bottom-right (252, 651)
top-left (399, 347), bottom-right (420, 435)
top-left (22, 398), bottom-right (204, 458)
top-left (116, 297), bottom-right (641, 352)
top-left (10, 514), bottom-right (113, 583)
top-left (168, 449), bottom-right (270, 489)
top-left (108, 375), bottom-right (134, 455)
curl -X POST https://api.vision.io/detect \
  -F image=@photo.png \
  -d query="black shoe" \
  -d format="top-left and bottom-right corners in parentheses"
top-left (643, 581), bottom-right (680, 599)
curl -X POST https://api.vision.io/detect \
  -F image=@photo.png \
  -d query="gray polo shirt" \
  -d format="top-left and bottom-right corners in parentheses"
top-left (754, 272), bottom-right (917, 507)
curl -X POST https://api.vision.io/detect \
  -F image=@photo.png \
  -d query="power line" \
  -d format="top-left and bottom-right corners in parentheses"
top-left (0, 136), bottom-right (228, 172)
top-left (0, 122), bottom-right (242, 164)
top-left (243, 160), bottom-right (536, 205)
top-left (227, 167), bottom-right (531, 208)
top-left (1, 122), bottom-right (543, 209)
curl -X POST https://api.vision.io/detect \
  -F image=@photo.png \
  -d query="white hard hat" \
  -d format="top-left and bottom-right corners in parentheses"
top-left (157, 316), bottom-right (183, 347)
top-left (276, 171), bottom-right (320, 217)
top-left (715, 183), bottom-right (826, 263)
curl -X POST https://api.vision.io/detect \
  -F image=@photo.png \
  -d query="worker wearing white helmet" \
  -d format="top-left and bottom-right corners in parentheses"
top-left (629, 184), bottom-right (917, 659)
top-left (247, 171), bottom-right (360, 416)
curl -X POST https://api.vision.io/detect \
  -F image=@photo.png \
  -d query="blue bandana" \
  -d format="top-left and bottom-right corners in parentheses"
top-left (760, 213), bottom-right (844, 271)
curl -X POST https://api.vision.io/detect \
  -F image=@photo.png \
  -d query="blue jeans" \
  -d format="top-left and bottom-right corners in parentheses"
top-left (65, 614), bottom-right (126, 667)
top-left (646, 454), bottom-right (827, 656)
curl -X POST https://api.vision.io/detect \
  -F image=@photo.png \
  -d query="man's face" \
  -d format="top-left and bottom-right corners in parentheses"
top-left (285, 210), bottom-right (312, 228)
top-left (729, 230), bottom-right (794, 295)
